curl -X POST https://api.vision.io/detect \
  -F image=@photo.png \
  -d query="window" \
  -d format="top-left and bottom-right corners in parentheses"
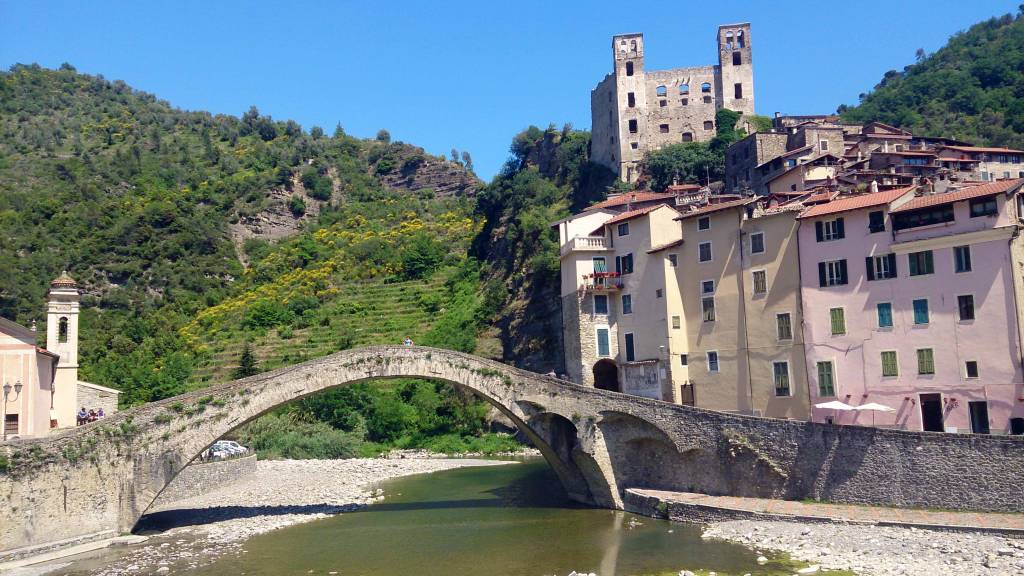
top-left (617, 222), bottom-right (629, 236)
top-left (734, 83), bottom-right (743, 99)
top-left (893, 205), bottom-right (954, 230)
top-left (630, 142), bottom-right (638, 149)
top-left (671, 315), bottom-right (681, 329)
top-left (965, 360), bottom-right (979, 379)
top-left (773, 361), bottom-right (791, 396)
top-left (913, 299), bottom-right (929, 324)
top-left (866, 254), bottom-right (897, 280)
top-left (628, 119), bottom-right (638, 133)
top-left (701, 280), bottom-right (715, 295)
top-left (625, 61), bottom-right (634, 76)
top-left (680, 98), bottom-right (689, 106)
top-left (621, 294), bottom-right (632, 315)
top-left (817, 259), bottom-right (848, 287)
top-left (732, 51), bottom-right (742, 66)
top-left (957, 294), bottom-right (975, 321)
top-left (877, 302), bottom-right (893, 328)
top-left (656, 85), bottom-right (667, 97)
top-left (954, 245), bottom-right (972, 273)
top-left (682, 132), bottom-right (693, 142)
top-left (703, 95), bottom-right (712, 104)
top-left (815, 217), bottom-right (845, 241)
top-left (58, 316), bottom-right (68, 343)
top-left (868, 210), bottom-right (885, 233)
top-left (703, 120), bottom-right (714, 131)
top-left (596, 327), bottom-right (610, 357)
top-left (750, 232), bottom-right (765, 254)
top-left (816, 361), bottom-right (836, 396)
top-left (659, 124), bottom-right (670, 133)
top-left (624, 333), bottom-right (636, 362)
top-left (592, 257), bottom-right (607, 274)
top-left (667, 253), bottom-right (678, 267)
top-left (615, 253), bottom-right (634, 274)
top-left (820, 139), bottom-right (829, 151)
top-left (916, 348), bottom-right (935, 375)
top-left (776, 313), bottom-right (793, 340)
top-left (627, 92), bottom-right (636, 107)
top-left (698, 241), bottom-right (712, 262)
top-left (702, 296), bottom-right (716, 322)
top-left (593, 294), bottom-right (608, 315)
top-left (707, 351), bottom-right (719, 372)
top-left (4, 414), bottom-right (17, 437)
top-left (752, 270), bottom-right (767, 295)
top-left (701, 82), bottom-right (711, 93)
top-left (655, 288), bottom-right (663, 298)
top-left (908, 250), bottom-right (934, 276)
top-left (970, 197), bottom-right (998, 217)
top-left (659, 99), bottom-right (667, 107)
top-left (698, 216), bottom-right (710, 230)
top-left (679, 84), bottom-right (689, 95)
top-left (881, 351), bottom-right (899, 377)
top-left (829, 307), bottom-right (846, 335)
top-left (679, 354), bottom-right (688, 366)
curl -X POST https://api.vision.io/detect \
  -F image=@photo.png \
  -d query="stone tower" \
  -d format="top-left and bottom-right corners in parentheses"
top-left (613, 33), bottom-right (648, 183)
top-left (716, 24), bottom-right (755, 117)
top-left (46, 271), bottom-right (80, 427)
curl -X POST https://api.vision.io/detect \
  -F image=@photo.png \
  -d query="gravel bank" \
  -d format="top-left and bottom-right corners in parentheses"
top-left (703, 519), bottom-right (1024, 575)
top-left (50, 458), bottom-right (516, 576)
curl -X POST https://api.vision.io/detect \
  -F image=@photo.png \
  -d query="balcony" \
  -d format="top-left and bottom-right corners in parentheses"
top-left (582, 272), bottom-right (624, 292)
top-left (561, 235), bottom-right (611, 257)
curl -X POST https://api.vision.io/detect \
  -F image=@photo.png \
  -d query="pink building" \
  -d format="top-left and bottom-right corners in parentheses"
top-left (798, 180), bottom-right (1024, 434)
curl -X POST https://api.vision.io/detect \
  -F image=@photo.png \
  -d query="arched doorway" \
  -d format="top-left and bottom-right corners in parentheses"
top-left (592, 359), bottom-right (619, 392)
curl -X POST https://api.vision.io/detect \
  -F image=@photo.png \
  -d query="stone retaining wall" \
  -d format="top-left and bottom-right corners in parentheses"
top-left (151, 454), bottom-right (256, 506)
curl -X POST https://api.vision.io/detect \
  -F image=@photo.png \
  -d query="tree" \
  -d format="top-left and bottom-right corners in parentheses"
top-left (233, 342), bottom-right (259, 379)
top-left (375, 129), bottom-right (391, 143)
top-left (333, 122), bottom-right (345, 138)
top-left (288, 195), bottom-right (306, 216)
top-left (643, 142), bottom-right (723, 191)
top-left (451, 148), bottom-right (460, 163)
top-left (461, 151), bottom-right (473, 172)
top-left (310, 126), bottom-right (324, 140)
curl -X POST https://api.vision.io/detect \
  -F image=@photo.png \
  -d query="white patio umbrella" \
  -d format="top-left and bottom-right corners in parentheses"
top-left (853, 402), bottom-right (896, 426)
top-left (814, 400), bottom-right (854, 424)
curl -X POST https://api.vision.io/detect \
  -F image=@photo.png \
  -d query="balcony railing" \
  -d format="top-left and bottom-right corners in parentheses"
top-left (560, 235), bottom-right (610, 256)
top-left (581, 271), bottom-right (623, 292)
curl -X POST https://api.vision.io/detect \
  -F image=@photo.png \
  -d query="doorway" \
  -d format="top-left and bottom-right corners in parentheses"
top-left (969, 401), bottom-right (990, 434)
top-left (919, 393), bottom-right (944, 432)
top-left (593, 360), bottom-right (620, 392)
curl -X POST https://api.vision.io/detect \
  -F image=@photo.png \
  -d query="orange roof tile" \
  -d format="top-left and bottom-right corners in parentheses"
top-left (586, 191), bottom-right (677, 211)
top-left (943, 145), bottom-right (1024, 155)
top-left (889, 179), bottom-right (1024, 213)
top-left (591, 205), bottom-right (671, 233)
top-left (797, 186), bottom-right (916, 219)
top-left (675, 198), bottom-right (756, 220)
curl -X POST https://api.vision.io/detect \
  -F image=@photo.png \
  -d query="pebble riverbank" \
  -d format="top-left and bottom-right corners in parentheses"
top-left (703, 519), bottom-right (1024, 576)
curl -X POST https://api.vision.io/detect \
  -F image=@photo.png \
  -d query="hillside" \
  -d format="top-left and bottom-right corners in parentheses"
top-left (839, 11), bottom-right (1024, 148)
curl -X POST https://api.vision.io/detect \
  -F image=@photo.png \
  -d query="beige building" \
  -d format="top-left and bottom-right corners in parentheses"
top-left (726, 120), bottom-right (845, 195)
top-left (0, 273), bottom-right (119, 438)
top-left (591, 25), bottom-right (755, 183)
top-left (674, 199), bottom-right (810, 418)
top-left (558, 205), bottom-right (685, 402)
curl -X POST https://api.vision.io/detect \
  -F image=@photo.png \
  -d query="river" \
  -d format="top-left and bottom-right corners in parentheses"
top-left (160, 458), bottom-right (796, 576)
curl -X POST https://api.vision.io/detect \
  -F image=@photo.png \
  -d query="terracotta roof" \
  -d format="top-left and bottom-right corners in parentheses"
top-left (586, 191), bottom-right (678, 211)
top-left (50, 270), bottom-right (77, 288)
top-left (756, 145), bottom-right (813, 170)
top-left (665, 183), bottom-right (702, 192)
top-left (797, 186), bottom-right (916, 219)
top-left (889, 179), bottom-right (1024, 214)
top-left (804, 190), bottom-right (839, 204)
top-left (647, 238), bottom-right (685, 253)
top-left (36, 346), bottom-right (59, 360)
top-left (591, 205), bottom-right (670, 234)
top-left (675, 198), bottom-right (756, 220)
top-left (943, 145), bottom-right (1024, 155)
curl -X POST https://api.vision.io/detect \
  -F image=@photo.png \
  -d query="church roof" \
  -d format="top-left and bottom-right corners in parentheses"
top-left (50, 270), bottom-right (78, 288)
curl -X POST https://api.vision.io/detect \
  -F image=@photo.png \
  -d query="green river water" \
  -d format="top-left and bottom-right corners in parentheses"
top-left (175, 458), bottom-right (797, 576)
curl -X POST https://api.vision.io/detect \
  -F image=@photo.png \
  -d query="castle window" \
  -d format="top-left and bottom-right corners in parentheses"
top-left (679, 84), bottom-right (689, 95)
top-left (703, 95), bottom-right (712, 104)
top-left (725, 31), bottom-right (734, 50)
top-left (737, 30), bottom-right (745, 48)
top-left (734, 83), bottom-right (743, 99)
top-left (682, 132), bottom-right (693, 142)
top-left (628, 119), bottom-right (638, 133)
top-left (630, 39), bottom-right (637, 52)
top-left (732, 51), bottom-right (741, 66)
top-left (656, 85), bottom-right (667, 97)
top-left (619, 40), bottom-right (627, 53)
top-left (659, 124), bottom-right (670, 133)
top-left (626, 62), bottom-right (634, 76)
top-left (58, 317), bottom-right (68, 343)
top-left (659, 100), bottom-right (667, 107)
top-left (680, 98), bottom-right (688, 106)
top-left (703, 121), bottom-right (714, 131)
top-left (630, 142), bottom-right (638, 149)
top-left (701, 82), bottom-right (712, 93)
top-left (627, 92), bottom-right (635, 107)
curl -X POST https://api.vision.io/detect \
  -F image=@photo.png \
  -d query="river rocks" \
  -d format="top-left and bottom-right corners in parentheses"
top-left (704, 519), bottom-right (1024, 576)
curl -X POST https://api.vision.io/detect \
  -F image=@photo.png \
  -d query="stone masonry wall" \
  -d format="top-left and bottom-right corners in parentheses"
top-left (77, 384), bottom-right (118, 416)
top-left (151, 454), bottom-right (256, 505)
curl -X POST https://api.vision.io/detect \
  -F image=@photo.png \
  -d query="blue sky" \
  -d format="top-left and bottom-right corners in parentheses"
top-left (2, 1), bottom-right (1019, 180)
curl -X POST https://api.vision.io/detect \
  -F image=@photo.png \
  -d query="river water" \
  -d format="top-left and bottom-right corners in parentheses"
top-left (170, 458), bottom-right (795, 576)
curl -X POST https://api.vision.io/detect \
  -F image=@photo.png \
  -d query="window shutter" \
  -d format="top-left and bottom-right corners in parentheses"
top-left (615, 256), bottom-right (621, 274)
top-left (838, 259), bottom-right (848, 284)
top-left (818, 262), bottom-right (827, 287)
top-left (815, 221), bottom-right (824, 242)
top-left (835, 217), bottom-right (845, 239)
top-left (924, 250), bottom-right (933, 272)
top-left (865, 257), bottom-right (875, 281)
top-left (887, 253), bottom-right (897, 277)
top-left (908, 254), bottom-right (917, 276)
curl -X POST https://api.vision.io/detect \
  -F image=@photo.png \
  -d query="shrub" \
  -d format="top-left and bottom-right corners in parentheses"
top-left (288, 195), bottom-right (306, 216)
top-left (244, 299), bottom-right (293, 328)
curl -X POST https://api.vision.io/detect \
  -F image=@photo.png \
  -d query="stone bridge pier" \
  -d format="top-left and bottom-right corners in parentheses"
top-left (1, 346), bottom-right (1023, 556)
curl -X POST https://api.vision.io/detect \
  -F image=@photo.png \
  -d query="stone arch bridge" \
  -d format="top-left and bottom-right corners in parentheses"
top-left (2, 346), bottom-right (1023, 554)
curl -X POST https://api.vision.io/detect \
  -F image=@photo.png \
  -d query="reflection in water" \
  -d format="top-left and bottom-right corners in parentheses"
top-left (169, 459), bottom-right (792, 576)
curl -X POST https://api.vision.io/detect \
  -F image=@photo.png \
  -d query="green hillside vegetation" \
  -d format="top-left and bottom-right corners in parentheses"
top-left (839, 11), bottom-right (1024, 149)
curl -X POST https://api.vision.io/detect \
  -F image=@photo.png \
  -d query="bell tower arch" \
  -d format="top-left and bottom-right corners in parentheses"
top-left (46, 271), bottom-right (80, 428)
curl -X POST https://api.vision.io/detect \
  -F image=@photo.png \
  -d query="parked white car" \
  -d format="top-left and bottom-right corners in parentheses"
top-left (212, 440), bottom-right (248, 455)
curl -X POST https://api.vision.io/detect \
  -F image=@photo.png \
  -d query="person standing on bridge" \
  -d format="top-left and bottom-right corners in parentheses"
top-left (403, 337), bottom-right (414, 346)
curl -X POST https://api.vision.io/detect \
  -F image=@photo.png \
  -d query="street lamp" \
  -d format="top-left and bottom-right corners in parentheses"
top-left (2, 380), bottom-right (22, 441)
